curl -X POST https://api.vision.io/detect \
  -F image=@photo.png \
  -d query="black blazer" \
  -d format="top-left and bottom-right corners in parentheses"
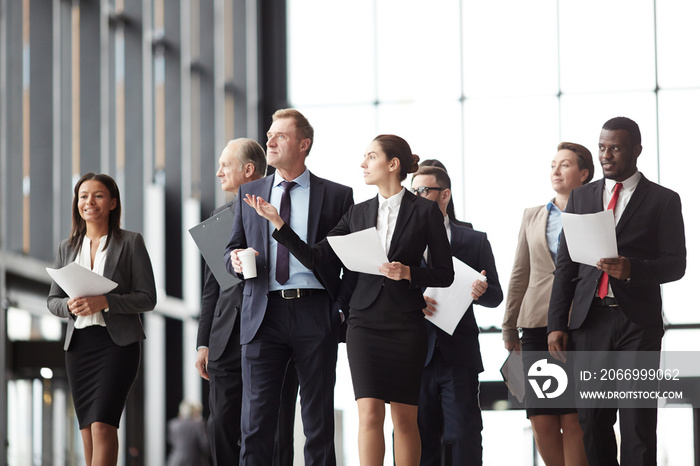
top-left (47, 230), bottom-right (157, 350)
top-left (273, 190), bottom-right (454, 311)
top-left (548, 174), bottom-right (686, 333)
top-left (197, 201), bottom-right (243, 361)
top-left (425, 221), bottom-right (503, 371)
top-left (224, 172), bottom-right (356, 345)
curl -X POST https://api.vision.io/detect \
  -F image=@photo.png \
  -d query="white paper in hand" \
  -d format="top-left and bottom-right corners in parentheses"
top-left (424, 257), bottom-right (486, 335)
top-left (561, 210), bottom-right (618, 267)
top-left (46, 262), bottom-right (118, 298)
top-left (327, 227), bottom-right (389, 276)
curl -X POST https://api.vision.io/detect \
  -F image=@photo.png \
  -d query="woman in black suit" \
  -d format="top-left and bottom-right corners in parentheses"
top-left (48, 173), bottom-right (156, 466)
top-left (241, 135), bottom-right (453, 465)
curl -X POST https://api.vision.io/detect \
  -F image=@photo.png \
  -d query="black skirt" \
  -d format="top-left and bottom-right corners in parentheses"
top-left (521, 326), bottom-right (577, 418)
top-left (346, 288), bottom-right (427, 405)
top-left (65, 325), bottom-right (140, 429)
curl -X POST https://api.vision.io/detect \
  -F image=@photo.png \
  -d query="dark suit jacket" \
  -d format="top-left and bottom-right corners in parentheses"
top-left (548, 174), bottom-right (686, 333)
top-left (224, 172), bottom-right (355, 345)
top-left (425, 221), bottom-right (503, 372)
top-left (47, 230), bottom-right (157, 350)
top-left (272, 190), bottom-right (454, 311)
top-left (197, 201), bottom-right (242, 361)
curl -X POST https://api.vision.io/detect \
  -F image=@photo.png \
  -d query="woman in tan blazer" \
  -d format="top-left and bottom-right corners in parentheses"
top-left (503, 142), bottom-right (594, 466)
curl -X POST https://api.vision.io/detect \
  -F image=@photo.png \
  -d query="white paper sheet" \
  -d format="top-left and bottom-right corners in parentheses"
top-left (561, 210), bottom-right (618, 267)
top-left (46, 262), bottom-right (118, 298)
top-left (326, 227), bottom-right (388, 276)
top-left (423, 257), bottom-right (486, 335)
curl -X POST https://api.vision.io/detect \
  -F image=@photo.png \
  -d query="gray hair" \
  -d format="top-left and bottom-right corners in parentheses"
top-left (229, 138), bottom-right (267, 177)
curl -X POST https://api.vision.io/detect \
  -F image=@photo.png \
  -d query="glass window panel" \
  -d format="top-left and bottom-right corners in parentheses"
top-left (656, 0), bottom-right (700, 89)
top-left (479, 333), bottom-right (511, 381)
top-left (376, 0), bottom-right (461, 101)
top-left (482, 410), bottom-right (537, 464)
top-left (376, 101), bottom-right (463, 201)
top-left (560, 92), bottom-right (659, 182)
top-left (287, 0), bottom-right (375, 105)
top-left (464, 96), bottom-right (560, 331)
top-left (559, 0), bottom-right (656, 93)
top-left (657, 407), bottom-right (695, 465)
top-left (657, 89), bottom-right (699, 325)
top-left (299, 104), bottom-right (379, 202)
top-left (662, 329), bottom-right (700, 352)
top-left (463, 0), bottom-right (559, 97)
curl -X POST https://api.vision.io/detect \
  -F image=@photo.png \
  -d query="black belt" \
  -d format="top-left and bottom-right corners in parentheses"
top-left (592, 296), bottom-right (619, 307)
top-left (269, 288), bottom-right (326, 300)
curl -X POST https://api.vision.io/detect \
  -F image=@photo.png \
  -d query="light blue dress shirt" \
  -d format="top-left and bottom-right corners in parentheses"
top-left (546, 201), bottom-right (562, 263)
top-left (267, 169), bottom-right (324, 291)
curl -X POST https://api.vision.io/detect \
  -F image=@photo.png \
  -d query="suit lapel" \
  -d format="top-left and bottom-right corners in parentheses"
top-left (388, 191), bottom-right (417, 258)
top-left (103, 234), bottom-right (124, 280)
top-left (615, 174), bottom-right (649, 234)
top-left (307, 173), bottom-right (324, 245)
top-left (591, 179), bottom-right (606, 212)
top-left (256, 176), bottom-right (275, 259)
top-left (449, 220), bottom-right (460, 255)
top-left (365, 196), bottom-right (379, 229)
top-left (537, 205), bottom-right (553, 265)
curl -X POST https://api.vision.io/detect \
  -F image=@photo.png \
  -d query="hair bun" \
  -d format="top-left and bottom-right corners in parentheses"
top-left (408, 154), bottom-right (420, 174)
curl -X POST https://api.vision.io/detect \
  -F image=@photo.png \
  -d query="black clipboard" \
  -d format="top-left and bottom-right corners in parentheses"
top-left (188, 207), bottom-right (241, 291)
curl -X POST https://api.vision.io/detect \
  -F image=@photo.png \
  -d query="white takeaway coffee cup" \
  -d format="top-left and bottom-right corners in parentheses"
top-left (238, 249), bottom-right (257, 279)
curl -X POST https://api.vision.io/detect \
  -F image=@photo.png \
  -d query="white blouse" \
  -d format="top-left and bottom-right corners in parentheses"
top-left (376, 188), bottom-right (406, 254)
top-left (73, 235), bottom-right (109, 329)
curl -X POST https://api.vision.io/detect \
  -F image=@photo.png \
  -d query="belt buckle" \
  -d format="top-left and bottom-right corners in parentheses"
top-left (281, 289), bottom-right (301, 300)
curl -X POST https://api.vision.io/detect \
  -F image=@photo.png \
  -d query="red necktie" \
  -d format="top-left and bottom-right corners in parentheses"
top-left (597, 182), bottom-right (623, 299)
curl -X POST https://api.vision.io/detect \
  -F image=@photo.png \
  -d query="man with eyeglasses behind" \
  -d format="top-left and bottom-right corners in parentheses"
top-left (419, 159), bottom-right (473, 229)
top-left (410, 165), bottom-right (503, 465)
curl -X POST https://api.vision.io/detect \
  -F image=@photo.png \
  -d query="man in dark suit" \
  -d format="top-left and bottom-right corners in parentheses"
top-left (225, 109), bottom-right (355, 466)
top-left (547, 117), bottom-right (686, 466)
top-left (195, 138), bottom-right (298, 465)
top-left (411, 165), bottom-right (503, 465)
top-left (419, 159), bottom-right (473, 229)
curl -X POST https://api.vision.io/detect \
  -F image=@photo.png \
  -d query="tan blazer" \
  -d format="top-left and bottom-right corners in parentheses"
top-left (502, 205), bottom-right (557, 342)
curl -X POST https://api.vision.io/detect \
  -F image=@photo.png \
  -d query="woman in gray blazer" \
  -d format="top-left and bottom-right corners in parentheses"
top-left (48, 173), bottom-right (156, 466)
top-left (502, 143), bottom-right (593, 466)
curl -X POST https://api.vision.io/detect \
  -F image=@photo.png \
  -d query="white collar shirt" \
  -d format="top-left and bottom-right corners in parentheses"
top-left (74, 235), bottom-right (109, 328)
top-left (601, 170), bottom-right (641, 297)
top-left (376, 188), bottom-right (406, 255)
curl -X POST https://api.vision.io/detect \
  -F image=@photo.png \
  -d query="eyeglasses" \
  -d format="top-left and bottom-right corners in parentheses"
top-left (409, 186), bottom-right (445, 198)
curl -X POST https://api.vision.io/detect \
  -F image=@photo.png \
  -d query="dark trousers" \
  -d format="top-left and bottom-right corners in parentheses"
top-left (207, 317), bottom-right (299, 466)
top-left (273, 359), bottom-right (299, 466)
top-left (418, 348), bottom-right (483, 466)
top-left (240, 293), bottom-right (338, 466)
top-left (207, 318), bottom-right (243, 466)
top-left (570, 304), bottom-right (663, 466)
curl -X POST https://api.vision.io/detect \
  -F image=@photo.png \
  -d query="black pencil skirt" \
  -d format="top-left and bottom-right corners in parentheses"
top-left (346, 288), bottom-right (427, 406)
top-left (65, 325), bottom-right (140, 429)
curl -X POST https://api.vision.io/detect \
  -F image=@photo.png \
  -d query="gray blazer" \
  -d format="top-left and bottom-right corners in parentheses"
top-left (47, 230), bottom-right (157, 350)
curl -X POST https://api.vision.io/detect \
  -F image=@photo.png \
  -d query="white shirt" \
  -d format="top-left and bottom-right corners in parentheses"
top-left (376, 188), bottom-right (406, 255)
top-left (73, 235), bottom-right (109, 328)
top-left (601, 171), bottom-right (641, 297)
top-left (604, 170), bottom-right (641, 225)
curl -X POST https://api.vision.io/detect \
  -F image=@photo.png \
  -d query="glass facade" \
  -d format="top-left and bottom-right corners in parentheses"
top-left (288, 1), bottom-right (700, 464)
